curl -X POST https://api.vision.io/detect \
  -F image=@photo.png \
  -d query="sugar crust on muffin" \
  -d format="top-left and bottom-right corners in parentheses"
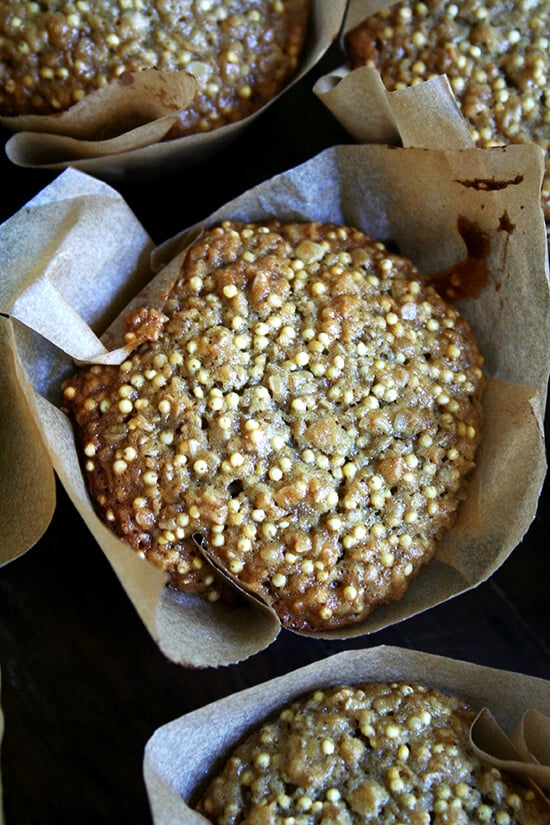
top-left (62, 220), bottom-right (484, 631)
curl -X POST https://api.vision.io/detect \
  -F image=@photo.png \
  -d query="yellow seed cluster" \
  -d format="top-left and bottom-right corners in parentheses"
top-left (0, 0), bottom-right (310, 136)
top-left (198, 681), bottom-right (550, 825)
top-left (62, 220), bottom-right (484, 628)
top-left (346, 0), bottom-right (550, 223)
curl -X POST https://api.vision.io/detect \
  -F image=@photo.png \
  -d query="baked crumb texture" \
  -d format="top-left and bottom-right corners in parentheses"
top-left (62, 221), bottom-right (484, 630)
top-left (345, 0), bottom-right (550, 224)
top-left (0, 0), bottom-right (310, 135)
top-left (197, 681), bottom-right (550, 825)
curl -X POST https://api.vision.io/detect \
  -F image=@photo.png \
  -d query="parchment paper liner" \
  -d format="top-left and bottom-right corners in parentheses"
top-left (312, 0), bottom-right (476, 151)
top-left (0, 134), bottom-right (548, 668)
top-left (142, 646), bottom-right (550, 824)
top-left (0, 2), bottom-right (347, 181)
top-left (313, 0), bottom-right (549, 170)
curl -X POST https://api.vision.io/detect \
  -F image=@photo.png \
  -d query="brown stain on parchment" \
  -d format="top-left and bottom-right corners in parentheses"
top-left (454, 174), bottom-right (524, 192)
top-left (495, 209), bottom-right (516, 304)
top-left (497, 210), bottom-right (516, 234)
top-left (117, 71), bottom-right (136, 87)
top-left (427, 210), bottom-right (517, 303)
top-left (427, 216), bottom-right (490, 302)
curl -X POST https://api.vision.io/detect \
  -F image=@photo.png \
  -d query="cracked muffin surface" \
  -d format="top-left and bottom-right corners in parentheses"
top-left (62, 220), bottom-right (484, 630)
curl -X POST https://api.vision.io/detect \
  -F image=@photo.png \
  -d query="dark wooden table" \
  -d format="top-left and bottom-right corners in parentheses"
top-left (1, 42), bottom-right (548, 825)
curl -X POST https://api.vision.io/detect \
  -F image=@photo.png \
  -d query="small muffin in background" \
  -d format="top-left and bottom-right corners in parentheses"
top-left (0, 0), bottom-right (311, 136)
top-left (345, 0), bottom-right (550, 224)
top-left (196, 681), bottom-right (550, 824)
top-left (61, 219), bottom-right (485, 632)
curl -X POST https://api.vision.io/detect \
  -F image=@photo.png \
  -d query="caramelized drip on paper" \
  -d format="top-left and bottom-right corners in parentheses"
top-left (427, 216), bottom-right (490, 302)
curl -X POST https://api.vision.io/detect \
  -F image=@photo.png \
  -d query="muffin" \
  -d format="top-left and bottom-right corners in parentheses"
top-left (0, 0), bottom-right (310, 136)
top-left (196, 681), bottom-right (550, 824)
top-left (345, 0), bottom-right (550, 225)
top-left (61, 219), bottom-right (485, 631)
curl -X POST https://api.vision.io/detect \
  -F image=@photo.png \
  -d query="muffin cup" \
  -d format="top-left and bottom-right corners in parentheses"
top-left (314, 0), bottom-right (475, 149)
top-left (314, 0), bottom-right (549, 226)
top-left (0, 133), bottom-right (548, 667)
top-left (0, 2), bottom-right (347, 182)
top-left (143, 645), bottom-right (550, 823)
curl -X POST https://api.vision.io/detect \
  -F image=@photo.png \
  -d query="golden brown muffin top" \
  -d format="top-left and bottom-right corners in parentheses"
top-left (62, 220), bottom-right (484, 631)
top-left (197, 681), bottom-right (550, 824)
top-left (0, 0), bottom-right (310, 135)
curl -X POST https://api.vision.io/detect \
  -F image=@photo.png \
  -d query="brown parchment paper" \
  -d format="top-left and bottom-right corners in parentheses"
top-left (471, 708), bottom-right (550, 800)
top-left (0, 135), bottom-right (549, 668)
top-left (0, 2), bottom-right (347, 182)
top-left (0, 317), bottom-right (56, 563)
top-left (142, 646), bottom-right (550, 825)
